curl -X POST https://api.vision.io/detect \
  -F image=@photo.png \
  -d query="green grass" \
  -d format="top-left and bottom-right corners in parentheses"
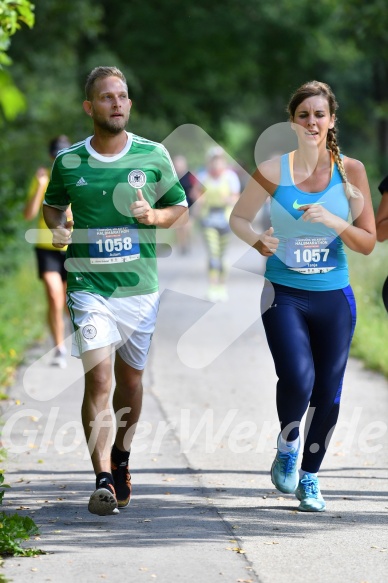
top-left (0, 252), bottom-right (47, 390)
top-left (348, 243), bottom-right (388, 376)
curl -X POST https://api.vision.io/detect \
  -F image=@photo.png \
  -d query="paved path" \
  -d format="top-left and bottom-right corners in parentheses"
top-left (1, 231), bottom-right (387, 583)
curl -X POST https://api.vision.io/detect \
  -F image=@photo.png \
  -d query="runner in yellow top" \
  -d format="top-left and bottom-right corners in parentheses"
top-left (193, 147), bottom-right (240, 301)
top-left (24, 135), bottom-right (72, 368)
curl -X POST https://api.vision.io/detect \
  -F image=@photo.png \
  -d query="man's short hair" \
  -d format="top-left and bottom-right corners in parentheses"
top-left (85, 66), bottom-right (127, 100)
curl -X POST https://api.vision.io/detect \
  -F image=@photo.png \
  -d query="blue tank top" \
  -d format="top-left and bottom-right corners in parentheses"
top-left (265, 152), bottom-right (350, 291)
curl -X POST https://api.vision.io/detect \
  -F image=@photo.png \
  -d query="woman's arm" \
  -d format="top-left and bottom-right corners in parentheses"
top-left (376, 192), bottom-right (388, 242)
top-left (229, 162), bottom-right (279, 256)
top-left (24, 168), bottom-right (49, 220)
top-left (301, 158), bottom-right (376, 255)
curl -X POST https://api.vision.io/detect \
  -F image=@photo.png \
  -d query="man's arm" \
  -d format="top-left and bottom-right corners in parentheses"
top-left (151, 204), bottom-right (188, 228)
top-left (43, 204), bottom-right (74, 248)
top-left (130, 190), bottom-right (188, 228)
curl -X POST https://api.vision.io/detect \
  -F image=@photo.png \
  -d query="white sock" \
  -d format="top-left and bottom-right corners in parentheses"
top-left (299, 469), bottom-right (318, 479)
top-left (55, 345), bottom-right (67, 355)
top-left (278, 435), bottom-right (300, 453)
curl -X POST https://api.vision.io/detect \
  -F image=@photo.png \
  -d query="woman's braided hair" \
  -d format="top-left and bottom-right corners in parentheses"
top-left (287, 81), bottom-right (357, 198)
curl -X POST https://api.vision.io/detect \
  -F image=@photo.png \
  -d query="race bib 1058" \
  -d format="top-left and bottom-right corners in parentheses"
top-left (88, 225), bottom-right (140, 264)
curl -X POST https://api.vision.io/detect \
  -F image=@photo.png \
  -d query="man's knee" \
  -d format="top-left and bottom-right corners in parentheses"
top-left (115, 360), bottom-right (143, 394)
top-left (84, 362), bottom-right (112, 398)
top-left (118, 373), bottom-right (143, 394)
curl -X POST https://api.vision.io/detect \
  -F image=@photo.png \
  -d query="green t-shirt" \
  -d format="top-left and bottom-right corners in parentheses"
top-left (44, 132), bottom-right (186, 298)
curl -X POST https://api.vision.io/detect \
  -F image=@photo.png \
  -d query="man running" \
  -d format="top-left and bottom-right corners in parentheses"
top-left (43, 66), bottom-right (188, 515)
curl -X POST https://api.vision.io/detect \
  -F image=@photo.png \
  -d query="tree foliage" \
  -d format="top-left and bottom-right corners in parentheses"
top-left (0, 1), bottom-right (34, 122)
top-left (6, 0), bottom-right (388, 167)
top-left (0, 0), bottom-right (387, 282)
top-left (0, 0), bottom-right (34, 66)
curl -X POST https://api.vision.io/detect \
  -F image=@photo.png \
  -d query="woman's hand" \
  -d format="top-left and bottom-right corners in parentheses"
top-left (254, 227), bottom-right (279, 256)
top-left (36, 167), bottom-right (49, 187)
top-left (299, 204), bottom-right (343, 230)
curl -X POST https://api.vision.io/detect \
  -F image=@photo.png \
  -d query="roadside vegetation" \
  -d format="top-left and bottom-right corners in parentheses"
top-left (0, 253), bottom-right (46, 392)
top-left (348, 244), bottom-right (388, 376)
top-left (0, 450), bottom-right (43, 582)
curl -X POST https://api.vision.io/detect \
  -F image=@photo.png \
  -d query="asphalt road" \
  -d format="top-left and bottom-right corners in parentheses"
top-left (1, 230), bottom-right (387, 583)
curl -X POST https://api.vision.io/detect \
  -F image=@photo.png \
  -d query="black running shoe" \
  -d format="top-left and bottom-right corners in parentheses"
top-left (111, 460), bottom-right (132, 508)
top-left (88, 478), bottom-right (119, 516)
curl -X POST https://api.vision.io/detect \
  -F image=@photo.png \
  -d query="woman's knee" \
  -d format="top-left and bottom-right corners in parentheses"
top-left (277, 365), bottom-right (314, 396)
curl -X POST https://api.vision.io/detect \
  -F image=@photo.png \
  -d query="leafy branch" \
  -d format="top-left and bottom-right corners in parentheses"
top-left (0, 1), bottom-right (35, 66)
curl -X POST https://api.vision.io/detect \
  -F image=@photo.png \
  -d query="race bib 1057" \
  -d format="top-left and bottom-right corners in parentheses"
top-left (285, 236), bottom-right (337, 274)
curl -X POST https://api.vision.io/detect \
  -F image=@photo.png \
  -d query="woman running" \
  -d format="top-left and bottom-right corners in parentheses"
top-left (24, 135), bottom-right (72, 368)
top-left (230, 81), bottom-right (376, 511)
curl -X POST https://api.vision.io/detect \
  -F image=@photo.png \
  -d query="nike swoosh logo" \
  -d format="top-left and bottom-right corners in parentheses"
top-left (293, 200), bottom-right (326, 210)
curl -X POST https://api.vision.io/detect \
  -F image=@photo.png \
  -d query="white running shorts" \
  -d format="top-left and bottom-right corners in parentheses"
top-left (67, 291), bottom-right (160, 370)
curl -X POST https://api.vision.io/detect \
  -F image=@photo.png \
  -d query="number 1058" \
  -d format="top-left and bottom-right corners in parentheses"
top-left (96, 237), bottom-right (132, 253)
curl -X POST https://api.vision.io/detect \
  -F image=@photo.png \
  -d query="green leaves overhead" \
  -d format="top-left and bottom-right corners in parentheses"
top-left (0, 68), bottom-right (25, 120)
top-left (0, 0), bottom-right (34, 64)
top-left (2, 0), bottom-right (388, 190)
top-left (0, 1), bottom-right (34, 120)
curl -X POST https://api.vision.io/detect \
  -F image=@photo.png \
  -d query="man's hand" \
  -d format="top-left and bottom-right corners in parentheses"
top-left (130, 189), bottom-right (157, 226)
top-left (52, 219), bottom-right (74, 248)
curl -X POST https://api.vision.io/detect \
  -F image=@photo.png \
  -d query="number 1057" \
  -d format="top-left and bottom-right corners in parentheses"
top-left (294, 248), bottom-right (329, 263)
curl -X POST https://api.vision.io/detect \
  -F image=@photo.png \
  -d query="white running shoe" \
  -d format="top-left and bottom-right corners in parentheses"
top-left (51, 348), bottom-right (67, 369)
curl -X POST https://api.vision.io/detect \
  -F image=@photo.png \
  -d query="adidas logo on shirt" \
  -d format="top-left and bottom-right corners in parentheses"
top-left (76, 177), bottom-right (88, 186)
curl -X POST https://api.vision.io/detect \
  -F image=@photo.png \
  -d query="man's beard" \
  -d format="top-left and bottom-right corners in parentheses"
top-left (94, 113), bottom-right (129, 134)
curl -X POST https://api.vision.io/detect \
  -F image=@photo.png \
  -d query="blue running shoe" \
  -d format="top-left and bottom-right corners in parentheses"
top-left (295, 473), bottom-right (326, 512)
top-left (270, 433), bottom-right (299, 494)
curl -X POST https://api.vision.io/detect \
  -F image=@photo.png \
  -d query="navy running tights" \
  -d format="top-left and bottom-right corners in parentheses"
top-left (261, 281), bottom-right (356, 473)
